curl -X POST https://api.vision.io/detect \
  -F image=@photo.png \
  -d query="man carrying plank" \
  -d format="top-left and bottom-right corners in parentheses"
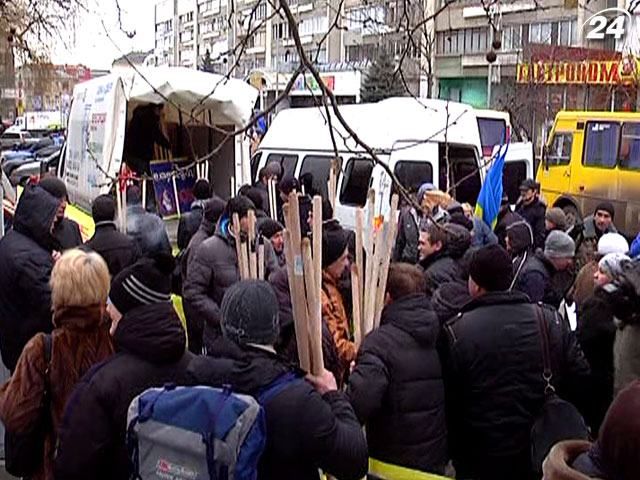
top-left (321, 221), bottom-right (355, 383)
top-left (183, 196), bottom-right (278, 354)
top-left (187, 280), bottom-right (368, 480)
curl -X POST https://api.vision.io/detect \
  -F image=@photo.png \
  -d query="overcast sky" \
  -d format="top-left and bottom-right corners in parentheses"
top-left (51, 0), bottom-right (156, 70)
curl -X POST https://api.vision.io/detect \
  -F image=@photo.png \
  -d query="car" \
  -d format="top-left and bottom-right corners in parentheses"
top-left (9, 149), bottom-right (61, 186)
top-left (0, 129), bottom-right (34, 150)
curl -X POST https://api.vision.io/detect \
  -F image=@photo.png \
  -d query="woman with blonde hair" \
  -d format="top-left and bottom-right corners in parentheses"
top-left (0, 248), bottom-right (114, 480)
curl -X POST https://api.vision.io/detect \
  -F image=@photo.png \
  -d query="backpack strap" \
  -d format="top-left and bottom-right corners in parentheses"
top-left (257, 372), bottom-right (300, 405)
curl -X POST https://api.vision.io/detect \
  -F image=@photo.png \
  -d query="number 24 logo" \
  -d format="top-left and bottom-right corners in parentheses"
top-left (583, 7), bottom-right (632, 40)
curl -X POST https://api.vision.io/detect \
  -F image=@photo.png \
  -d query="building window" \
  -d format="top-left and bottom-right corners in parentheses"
top-left (256, 2), bottom-right (267, 20)
top-left (436, 27), bottom-right (488, 55)
top-left (502, 24), bottom-right (523, 51)
top-left (529, 22), bottom-right (552, 44)
top-left (272, 22), bottom-right (290, 40)
top-left (346, 5), bottom-right (387, 34)
top-left (299, 16), bottom-right (329, 36)
top-left (180, 12), bottom-right (194, 25)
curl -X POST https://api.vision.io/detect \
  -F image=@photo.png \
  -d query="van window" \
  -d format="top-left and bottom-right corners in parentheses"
top-left (392, 161), bottom-right (433, 198)
top-left (547, 132), bottom-right (572, 166)
top-left (266, 153), bottom-right (298, 179)
top-left (250, 152), bottom-right (262, 183)
top-left (583, 122), bottom-right (619, 168)
top-left (2, 133), bottom-right (19, 140)
top-left (619, 122), bottom-right (640, 170)
top-left (340, 158), bottom-right (373, 207)
top-left (478, 118), bottom-right (507, 157)
top-left (299, 155), bottom-right (341, 198)
top-left (438, 145), bottom-right (481, 205)
top-left (503, 161), bottom-right (527, 204)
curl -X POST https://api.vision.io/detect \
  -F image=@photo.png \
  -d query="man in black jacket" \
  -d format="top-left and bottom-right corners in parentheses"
top-left (419, 222), bottom-right (471, 295)
top-left (0, 184), bottom-right (59, 371)
top-left (176, 178), bottom-right (211, 250)
top-left (125, 186), bottom-right (172, 257)
top-left (348, 263), bottom-right (447, 475)
top-left (85, 194), bottom-right (138, 277)
top-left (443, 244), bottom-right (590, 480)
top-left (54, 255), bottom-right (192, 480)
top-left (513, 230), bottom-right (576, 308)
top-left (516, 178), bottom-right (546, 250)
top-left (39, 176), bottom-right (83, 250)
top-left (187, 280), bottom-right (368, 480)
top-left (494, 195), bottom-right (523, 248)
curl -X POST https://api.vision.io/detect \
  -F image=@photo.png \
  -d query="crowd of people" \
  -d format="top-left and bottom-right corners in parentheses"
top-left (0, 167), bottom-right (638, 480)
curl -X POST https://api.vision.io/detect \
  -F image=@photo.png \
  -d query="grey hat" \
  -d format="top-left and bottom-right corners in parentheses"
top-left (417, 182), bottom-right (436, 205)
top-left (545, 207), bottom-right (567, 231)
top-left (544, 230), bottom-right (576, 259)
top-left (598, 253), bottom-right (631, 279)
top-left (221, 280), bottom-right (280, 346)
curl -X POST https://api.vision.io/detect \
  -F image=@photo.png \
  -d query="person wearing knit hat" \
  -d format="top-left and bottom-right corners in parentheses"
top-left (597, 232), bottom-right (629, 256)
top-left (258, 218), bottom-right (285, 267)
top-left (321, 221), bottom-right (354, 378)
top-left (581, 201), bottom-right (618, 245)
top-left (85, 194), bottom-right (138, 277)
top-left (55, 254), bottom-right (190, 480)
top-left (594, 253), bottom-right (631, 287)
top-left (544, 230), bottom-right (575, 260)
top-left (39, 176), bottom-right (83, 250)
top-left (443, 246), bottom-right (590, 480)
top-left (177, 179), bottom-right (212, 250)
top-left (545, 207), bottom-right (567, 233)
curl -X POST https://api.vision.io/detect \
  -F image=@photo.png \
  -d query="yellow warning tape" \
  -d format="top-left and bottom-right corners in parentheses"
top-left (368, 459), bottom-right (453, 480)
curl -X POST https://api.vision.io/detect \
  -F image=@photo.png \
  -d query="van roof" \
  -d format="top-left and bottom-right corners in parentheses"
top-left (556, 110), bottom-right (640, 121)
top-left (258, 97), bottom-right (482, 153)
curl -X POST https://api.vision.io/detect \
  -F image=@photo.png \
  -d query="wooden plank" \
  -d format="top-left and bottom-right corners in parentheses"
top-left (257, 243), bottom-right (265, 280)
top-left (239, 240), bottom-right (250, 281)
top-left (283, 229), bottom-right (311, 371)
top-left (248, 210), bottom-right (257, 279)
top-left (302, 238), bottom-right (324, 376)
top-left (364, 222), bottom-right (385, 336)
top-left (373, 194), bottom-right (400, 328)
top-left (232, 213), bottom-right (247, 280)
top-left (351, 264), bottom-right (363, 348)
top-left (312, 196), bottom-right (322, 316)
top-left (355, 208), bottom-right (364, 324)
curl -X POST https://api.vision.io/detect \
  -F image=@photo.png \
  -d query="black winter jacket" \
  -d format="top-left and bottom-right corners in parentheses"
top-left (516, 198), bottom-right (546, 250)
top-left (182, 221), bottom-right (278, 353)
top-left (187, 343), bottom-right (368, 480)
top-left (494, 209), bottom-right (523, 248)
top-left (0, 185), bottom-right (58, 371)
top-left (420, 231), bottom-right (469, 295)
top-left (443, 291), bottom-right (590, 480)
top-left (85, 221), bottom-right (138, 277)
top-left (53, 217), bottom-right (83, 250)
top-left (393, 207), bottom-right (419, 264)
top-left (347, 294), bottom-right (447, 474)
top-left (577, 289), bottom-right (616, 434)
top-left (514, 251), bottom-right (575, 308)
top-left (177, 199), bottom-right (205, 250)
top-left (54, 302), bottom-right (192, 480)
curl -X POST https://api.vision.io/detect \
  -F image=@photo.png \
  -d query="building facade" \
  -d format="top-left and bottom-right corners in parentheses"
top-left (0, 35), bottom-right (15, 123)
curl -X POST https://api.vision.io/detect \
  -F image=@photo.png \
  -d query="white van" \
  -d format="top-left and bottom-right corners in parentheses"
top-left (254, 98), bottom-right (485, 229)
top-left (59, 67), bottom-right (258, 215)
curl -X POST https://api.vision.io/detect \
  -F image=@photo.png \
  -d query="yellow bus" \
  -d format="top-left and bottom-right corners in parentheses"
top-left (536, 110), bottom-right (640, 235)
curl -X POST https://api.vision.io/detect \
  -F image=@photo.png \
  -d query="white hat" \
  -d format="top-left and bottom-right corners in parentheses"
top-left (597, 233), bottom-right (629, 255)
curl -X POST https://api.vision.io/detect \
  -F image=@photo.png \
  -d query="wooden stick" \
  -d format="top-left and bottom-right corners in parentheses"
top-left (239, 240), bottom-right (250, 281)
top-left (172, 175), bottom-right (181, 216)
top-left (328, 158), bottom-right (337, 210)
top-left (121, 182), bottom-right (128, 233)
top-left (283, 229), bottom-right (311, 371)
top-left (351, 264), bottom-right (363, 348)
top-left (355, 208), bottom-right (364, 325)
top-left (364, 222), bottom-right (385, 336)
top-left (365, 188), bottom-right (376, 255)
top-left (312, 196), bottom-right (322, 310)
top-left (268, 179), bottom-right (278, 220)
top-left (205, 160), bottom-right (209, 180)
top-left (373, 194), bottom-right (400, 329)
top-left (257, 243), bottom-right (265, 280)
top-left (302, 238), bottom-right (324, 376)
top-left (232, 213), bottom-right (247, 280)
top-left (141, 179), bottom-right (147, 211)
top-left (115, 185), bottom-right (124, 232)
top-left (230, 176), bottom-right (236, 197)
top-left (248, 210), bottom-right (257, 279)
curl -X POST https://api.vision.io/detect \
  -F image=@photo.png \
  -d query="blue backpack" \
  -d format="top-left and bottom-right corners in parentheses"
top-left (126, 372), bottom-right (299, 480)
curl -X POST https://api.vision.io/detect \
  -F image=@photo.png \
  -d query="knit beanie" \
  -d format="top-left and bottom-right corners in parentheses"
top-left (278, 176), bottom-right (300, 196)
top-left (221, 280), bottom-right (280, 346)
top-left (39, 176), bottom-right (68, 200)
top-left (595, 201), bottom-right (615, 220)
top-left (92, 194), bottom-right (116, 223)
top-left (469, 244), bottom-right (513, 292)
top-left (203, 197), bottom-right (226, 224)
top-left (259, 219), bottom-right (284, 239)
top-left (599, 253), bottom-right (631, 279)
top-left (417, 182), bottom-right (435, 205)
top-left (545, 207), bottom-right (567, 231)
top-left (109, 257), bottom-right (173, 315)
top-left (597, 233), bottom-right (629, 255)
top-left (322, 221), bottom-right (349, 268)
top-left (544, 230), bottom-right (575, 259)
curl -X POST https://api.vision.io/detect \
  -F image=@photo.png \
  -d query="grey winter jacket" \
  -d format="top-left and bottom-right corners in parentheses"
top-left (182, 220), bottom-right (278, 352)
top-left (613, 321), bottom-right (640, 394)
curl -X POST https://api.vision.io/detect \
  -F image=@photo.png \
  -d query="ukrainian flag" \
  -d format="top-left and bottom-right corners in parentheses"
top-left (475, 144), bottom-right (508, 229)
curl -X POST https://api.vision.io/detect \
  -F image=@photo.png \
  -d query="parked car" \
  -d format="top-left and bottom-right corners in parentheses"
top-left (0, 129), bottom-right (34, 150)
top-left (9, 148), bottom-right (61, 186)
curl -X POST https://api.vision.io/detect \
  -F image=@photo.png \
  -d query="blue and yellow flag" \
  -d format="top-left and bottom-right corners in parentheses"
top-left (475, 144), bottom-right (509, 229)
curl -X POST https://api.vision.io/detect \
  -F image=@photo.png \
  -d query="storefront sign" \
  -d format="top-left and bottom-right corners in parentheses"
top-left (292, 74), bottom-right (335, 93)
top-left (516, 59), bottom-right (640, 85)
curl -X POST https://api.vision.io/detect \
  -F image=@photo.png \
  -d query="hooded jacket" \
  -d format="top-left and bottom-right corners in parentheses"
top-left (0, 305), bottom-right (113, 480)
top-left (495, 209), bottom-right (524, 248)
top-left (420, 226), bottom-right (471, 295)
top-left (177, 199), bottom-right (206, 250)
top-left (347, 294), bottom-right (447, 474)
top-left (443, 291), bottom-right (590, 480)
top-left (0, 185), bottom-right (59, 371)
top-left (54, 302), bottom-right (192, 480)
top-left (187, 343), bottom-right (368, 480)
top-left (516, 197), bottom-right (546, 250)
top-left (514, 251), bottom-right (575, 308)
top-left (85, 221), bottom-right (138, 277)
top-left (182, 219), bottom-right (278, 353)
top-left (393, 206), bottom-right (419, 264)
top-left (53, 217), bottom-right (83, 250)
